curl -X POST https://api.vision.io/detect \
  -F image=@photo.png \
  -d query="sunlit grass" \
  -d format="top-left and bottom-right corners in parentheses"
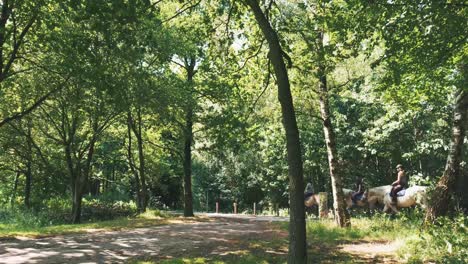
top-left (0, 209), bottom-right (177, 238)
top-left (302, 213), bottom-right (423, 244)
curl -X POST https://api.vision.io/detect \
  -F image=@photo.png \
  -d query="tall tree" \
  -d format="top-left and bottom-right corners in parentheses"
top-left (241, 1), bottom-right (307, 262)
top-left (370, 1), bottom-right (467, 218)
top-left (425, 89), bottom-right (468, 222)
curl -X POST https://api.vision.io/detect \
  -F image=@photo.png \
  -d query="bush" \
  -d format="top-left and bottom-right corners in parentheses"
top-left (402, 213), bottom-right (468, 263)
top-left (0, 196), bottom-right (139, 228)
top-left (81, 197), bottom-right (138, 221)
top-left (425, 214), bottom-right (467, 263)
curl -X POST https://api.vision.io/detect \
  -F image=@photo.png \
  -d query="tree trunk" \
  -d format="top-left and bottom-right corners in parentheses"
top-left (24, 118), bottom-right (33, 208)
top-left (127, 112), bottom-right (142, 210)
top-left (64, 142), bottom-right (82, 223)
top-left (243, 1), bottom-right (307, 262)
top-left (10, 170), bottom-right (20, 206)
top-left (24, 158), bottom-right (32, 208)
top-left (183, 58), bottom-right (196, 217)
top-left (425, 89), bottom-right (468, 222)
top-left (135, 108), bottom-right (148, 211)
top-left (71, 173), bottom-right (83, 224)
top-left (317, 72), bottom-right (351, 227)
top-left (312, 29), bottom-right (350, 228)
top-left (183, 106), bottom-right (194, 216)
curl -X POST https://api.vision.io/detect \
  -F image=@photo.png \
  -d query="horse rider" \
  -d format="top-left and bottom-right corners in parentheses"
top-left (304, 182), bottom-right (314, 200)
top-left (351, 177), bottom-right (365, 206)
top-left (390, 164), bottom-right (408, 204)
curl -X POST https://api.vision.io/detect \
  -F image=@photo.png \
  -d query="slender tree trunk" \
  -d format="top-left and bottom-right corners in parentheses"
top-left (243, 1), bottom-right (307, 262)
top-left (183, 106), bottom-right (194, 216)
top-left (425, 89), bottom-right (468, 222)
top-left (183, 58), bottom-right (196, 217)
top-left (10, 170), bottom-right (20, 206)
top-left (135, 108), bottom-right (148, 211)
top-left (128, 111), bottom-right (146, 212)
top-left (71, 171), bottom-right (83, 224)
top-left (315, 29), bottom-right (350, 227)
top-left (24, 158), bottom-right (32, 208)
top-left (65, 142), bottom-right (81, 223)
top-left (24, 118), bottom-right (33, 208)
top-left (317, 72), bottom-right (351, 227)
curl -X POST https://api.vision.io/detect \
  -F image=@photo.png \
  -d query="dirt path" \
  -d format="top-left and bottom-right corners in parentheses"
top-left (0, 214), bottom-right (400, 264)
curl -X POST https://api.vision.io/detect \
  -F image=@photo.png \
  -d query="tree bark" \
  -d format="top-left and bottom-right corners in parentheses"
top-left (425, 89), bottom-right (468, 222)
top-left (10, 170), bottom-right (20, 206)
top-left (24, 118), bottom-right (33, 208)
top-left (315, 29), bottom-right (350, 227)
top-left (127, 111), bottom-right (142, 211)
top-left (127, 110), bottom-right (147, 212)
top-left (183, 57), bottom-right (196, 217)
top-left (317, 72), bottom-right (351, 227)
top-left (183, 106), bottom-right (194, 216)
top-left (243, 1), bottom-right (307, 263)
top-left (135, 108), bottom-right (148, 210)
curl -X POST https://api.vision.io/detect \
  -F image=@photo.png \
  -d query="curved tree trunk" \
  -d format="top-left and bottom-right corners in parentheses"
top-left (425, 89), bottom-right (468, 222)
top-left (243, 1), bottom-right (307, 263)
top-left (317, 72), bottom-right (351, 227)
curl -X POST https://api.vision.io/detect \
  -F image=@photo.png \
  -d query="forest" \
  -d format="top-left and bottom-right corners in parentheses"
top-left (0, 1), bottom-right (466, 263)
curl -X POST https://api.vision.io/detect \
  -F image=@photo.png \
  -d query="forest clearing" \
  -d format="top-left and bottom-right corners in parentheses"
top-left (0, 212), bottom-right (440, 263)
top-left (0, 0), bottom-right (466, 263)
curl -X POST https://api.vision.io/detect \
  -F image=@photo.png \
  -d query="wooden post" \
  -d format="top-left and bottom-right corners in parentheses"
top-left (216, 202), bottom-right (219, 214)
top-left (319, 192), bottom-right (328, 219)
top-left (233, 202), bottom-right (237, 214)
top-left (253, 202), bottom-right (256, 215)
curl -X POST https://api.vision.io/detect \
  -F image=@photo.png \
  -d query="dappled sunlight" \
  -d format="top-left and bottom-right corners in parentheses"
top-left (0, 215), bottom-right (287, 263)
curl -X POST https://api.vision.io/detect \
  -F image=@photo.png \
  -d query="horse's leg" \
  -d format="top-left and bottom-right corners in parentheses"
top-left (368, 200), bottom-right (375, 215)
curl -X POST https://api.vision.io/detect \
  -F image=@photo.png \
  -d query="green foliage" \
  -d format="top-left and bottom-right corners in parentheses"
top-left (81, 197), bottom-right (138, 221)
top-left (0, 197), bottom-right (138, 229)
top-left (402, 214), bottom-right (468, 264)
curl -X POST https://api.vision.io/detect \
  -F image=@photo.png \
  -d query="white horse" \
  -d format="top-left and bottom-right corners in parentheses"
top-left (343, 188), bottom-right (368, 209)
top-left (343, 185), bottom-right (395, 213)
top-left (304, 193), bottom-right (321, 208)
top-left (383, 186), bottom-right (428, 213)
top-left (366, 185), bottom-right (393, 210)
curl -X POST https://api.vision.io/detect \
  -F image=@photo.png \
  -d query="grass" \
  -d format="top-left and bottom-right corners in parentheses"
top-left (0, 209), bottom-right (180, 238)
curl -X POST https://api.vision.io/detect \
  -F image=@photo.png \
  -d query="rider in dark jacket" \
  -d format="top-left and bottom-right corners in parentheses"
top-left (352, 177), bottom-right (365, 205)
top-left (390, 164), bottom-right (408, 204)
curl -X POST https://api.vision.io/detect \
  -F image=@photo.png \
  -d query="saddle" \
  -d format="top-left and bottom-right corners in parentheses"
top-left (353, 192), bottom-right (365, 201)
top-left (304, 192), bottom-right (314, 200)
top-left (396, 189), bottom-right (406, 197)
top-left (387, 189), bottom-right (406, 197)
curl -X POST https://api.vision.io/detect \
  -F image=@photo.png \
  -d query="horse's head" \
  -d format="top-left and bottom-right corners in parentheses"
top-left (413, 186), bottom-right (428, 208)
